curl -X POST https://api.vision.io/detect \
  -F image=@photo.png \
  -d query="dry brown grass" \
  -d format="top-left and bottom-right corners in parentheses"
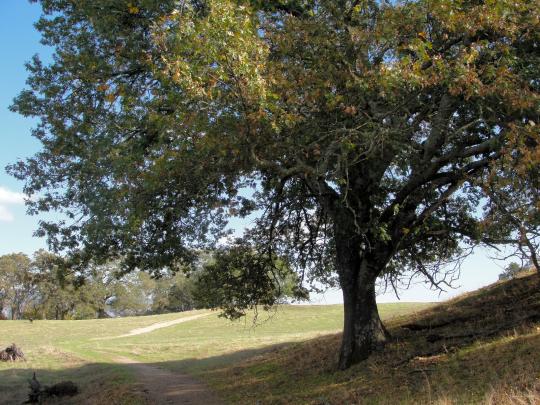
top-left (80, 383), bottom-right (148, 405)
top-left (434, 378), bottom-right (540, 405)
top-left (206, 274), bottom-right (540, 404)
top-left (484, 380), bottom-right (540, 405)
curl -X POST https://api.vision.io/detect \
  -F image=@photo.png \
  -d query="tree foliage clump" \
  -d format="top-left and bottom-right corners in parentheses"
top-left (9, 0), bottom-right (540, 368)
top-left (194, 242), bottom-right (308, 319)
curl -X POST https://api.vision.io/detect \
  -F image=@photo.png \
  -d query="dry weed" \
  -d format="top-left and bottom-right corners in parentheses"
top-left (484, 380), bottom-right (540, 405)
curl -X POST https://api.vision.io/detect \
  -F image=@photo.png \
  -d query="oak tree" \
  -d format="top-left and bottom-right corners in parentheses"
top-left (9, 0), bottom-right (539, 368)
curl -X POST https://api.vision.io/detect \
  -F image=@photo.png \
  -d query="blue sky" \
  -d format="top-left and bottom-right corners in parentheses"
top-left (0, 1), bottom-right (50, 255)
top-left (0, 1), bottom-right (510, 304)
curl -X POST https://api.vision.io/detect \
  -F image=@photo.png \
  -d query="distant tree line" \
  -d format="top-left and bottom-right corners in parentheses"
top-left (0, 250), bottom-right (201, 320)
top-left (0, 248), bottom-right (301, 320)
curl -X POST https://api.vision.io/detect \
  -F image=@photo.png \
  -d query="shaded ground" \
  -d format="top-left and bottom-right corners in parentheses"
top-left (114, 356), bottom-right (223, 405)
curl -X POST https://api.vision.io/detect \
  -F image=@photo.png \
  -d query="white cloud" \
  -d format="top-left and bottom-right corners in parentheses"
top-left (0, 187), bottom-right (25, 204)
top-left (0, 187), bottom-right (25, 222)
top-left (0, 205), bottom-right (15, 222)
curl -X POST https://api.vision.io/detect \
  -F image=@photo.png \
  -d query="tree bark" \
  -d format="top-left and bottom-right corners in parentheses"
top-left (334, 222), bottom-right (390, 369)
top-left (338, 266), bottom-right (389, 369)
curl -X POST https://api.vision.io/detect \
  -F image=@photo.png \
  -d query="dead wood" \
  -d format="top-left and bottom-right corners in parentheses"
top-left (25, 372), bottom-right (41, 404)
top-left (407, 368), bottom-right (436, 374)
top-left (0, 343), bottom-right (25, 362)
top-left (24, 372), bottom-right (79, 404)
top-left (43, 381), bottom-right (79, 397)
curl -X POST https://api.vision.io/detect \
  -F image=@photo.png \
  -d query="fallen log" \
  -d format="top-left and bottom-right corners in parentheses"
top-left (24, 372), bottom-right (79, 403)
top-left (44, 381), bottom-right (79, 397)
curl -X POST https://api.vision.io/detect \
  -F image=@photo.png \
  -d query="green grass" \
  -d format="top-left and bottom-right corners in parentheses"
top-left (4, 274), bottom-right (538, 405)
top-left (0, 310), bottom-right (211, 404)
top-left (89, 303), bottom-right (429, 369)
top-left (0, 303), bottom-right (429, 403)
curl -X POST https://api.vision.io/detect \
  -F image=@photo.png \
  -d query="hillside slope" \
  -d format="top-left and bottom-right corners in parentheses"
top-left (205, 274), bottom-right (540, 404)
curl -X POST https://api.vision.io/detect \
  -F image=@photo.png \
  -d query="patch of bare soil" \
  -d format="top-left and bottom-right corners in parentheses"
top-left (114, 356), bottom-right (223, 405)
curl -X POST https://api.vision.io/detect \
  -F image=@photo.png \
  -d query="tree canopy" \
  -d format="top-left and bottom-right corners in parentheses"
top-left (9, 0), bottom-right (540, 368)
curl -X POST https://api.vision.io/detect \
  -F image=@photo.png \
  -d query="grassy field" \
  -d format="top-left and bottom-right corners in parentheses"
top-left (205, 274), bottom-right (540, 405)
top-left (0, 303), bottom-right (429, 404)
top-left (1, 275), bottom-right (539, 404)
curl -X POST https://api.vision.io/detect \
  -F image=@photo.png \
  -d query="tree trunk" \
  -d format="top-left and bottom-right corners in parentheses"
top-left (97, 308), bottom-right (109, 318)
top-left (338, 272), bottom-right (389, 369)
top-left (334, 226), bottom-right (390, 370)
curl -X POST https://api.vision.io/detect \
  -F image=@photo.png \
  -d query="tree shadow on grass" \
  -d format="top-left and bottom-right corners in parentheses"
top-left (0, 340), bottom-right (296, 405)
top-left (0, 361), bottom-right (138, 405)
top-left (188, 331), bottom-right (540, 405)
top-left (156, 341), bottom-right (294, 373)
top-left (1, 331), bottom-right (540, 405)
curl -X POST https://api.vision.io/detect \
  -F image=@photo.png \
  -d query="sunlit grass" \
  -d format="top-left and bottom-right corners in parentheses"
top-left (0, 303), bottom-right (428, 404)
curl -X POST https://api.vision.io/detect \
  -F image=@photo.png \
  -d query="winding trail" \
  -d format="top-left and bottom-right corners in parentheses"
top-left (117, 313), bottom-right (212, 338)
top-left (99, 312), bottom-right (223, 404)
top-left (94, 313), bottom-right (212, 340)
top-left (115, 356), bottom-right (224, 405)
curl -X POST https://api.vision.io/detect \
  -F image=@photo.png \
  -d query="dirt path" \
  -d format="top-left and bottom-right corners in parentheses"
top-left (118, 313), bottom-right (212, 338)
top-left (115, 356), bottom-right (224, 405)
top-left (95, 313), bottom-right (212, 340)
top-left (94, 312), bottom-right (223, 403)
